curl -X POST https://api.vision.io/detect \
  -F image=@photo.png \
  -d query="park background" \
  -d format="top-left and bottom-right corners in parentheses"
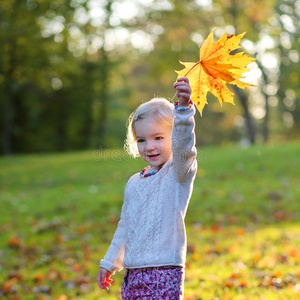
top-left (0, 0), bottom-right (300, 299)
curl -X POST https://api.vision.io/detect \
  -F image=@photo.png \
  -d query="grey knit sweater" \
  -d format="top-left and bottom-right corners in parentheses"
top-left (100, 106), bottom-right (197, 272)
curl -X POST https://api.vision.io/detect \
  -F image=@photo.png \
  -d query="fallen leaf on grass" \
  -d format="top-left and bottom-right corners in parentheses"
top-left (236, 228), bottom-right (246, 236)
top-left (8, 236), bottom-right (22, 249)
top-left (34, 274), bottom-right (45, 283)
top-left (273, 271), bottom-right (283, 278)
top-left (187, 243), bottom-right (196, 253)
top-left (108, 215), bottom-right (119, 225)
top-left (273, 210), bottom-right (287, 221)
top-left (75, 276), bottom-right (92, 285)
top-left (229, 272), bottom-right (242, 279)
top-left (239, 279), bottom-right (248, 288)
top-left (289, 248), bottom-right (300, 259)
top-left (82, 243), bottom-right (92, 260)
top-left (222, 278), bottom-right (248, 289)
top-left (183, 296), bottom-right (194, 300)
top-left (257, 255), bottom-right (277, 269)
top-left (226, 243), bottom-right (240, 254)
top-left (210, 224), bottom-right (222, 232)
top-left (2, 280), bottom-right (15, 294)
top-left (72, 264), bottom-right (82, 272)
top-left (192, 253), bottom-right (201, 261)
top-left (222, 278), bottom-right (235, 288)
top-left (253, 251), bottom-right (261, 263)
top-left (55, 235), bottom-right (64, 244)
top-left (55, 295), bottom-right (67, 300)
top-left (227, 216), bottom-right (238, 224)
top-left (7, 272), bottom-right (24, 282)
top-left (77, 225), bottom-right (87, 233)
top-left (185, 271), bottom-right (198, 280)
top-left (223, 293), bottom-right (232, 299)
top-left (10, 296), bottom-right (22, 300)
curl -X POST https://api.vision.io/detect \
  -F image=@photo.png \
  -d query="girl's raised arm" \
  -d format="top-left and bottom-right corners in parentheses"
top-left (172, 77), bottom-right (197, 183)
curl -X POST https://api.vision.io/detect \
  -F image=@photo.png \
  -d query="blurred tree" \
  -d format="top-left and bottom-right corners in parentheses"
top-left (0, 0), bottom-right (120, 153)
top-left (0, 0), bottom-right (83, 154)
top-left (273, 0), bottom-right (300, 138)
top-left (0, 0), bottom-right (50, 154)
top-left (214, 0), bottom-right (276, 144)
top-left (89, 1), bottom-right (112, 149)
top-left (237, 0), bottom-right (300, 142)
top-left (1, 0), bottom-right (299, 155)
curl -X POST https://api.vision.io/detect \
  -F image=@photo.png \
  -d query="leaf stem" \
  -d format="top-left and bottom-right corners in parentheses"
top-left (170, 61), bottom-right (200, 103)
top-left (185, 61), bottom-right (201, 76)
top-left (169, 91), bottom-right (177, 103)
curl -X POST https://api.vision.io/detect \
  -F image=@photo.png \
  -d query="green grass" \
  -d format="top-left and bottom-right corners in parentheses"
top-left (0, 142), bottom-right (300, 299)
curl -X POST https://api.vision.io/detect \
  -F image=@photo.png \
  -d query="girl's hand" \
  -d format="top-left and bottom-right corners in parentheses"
top-left (173, 77), bottom-right (192, 107)
top-left (97, 268), bottom-right (113, 291)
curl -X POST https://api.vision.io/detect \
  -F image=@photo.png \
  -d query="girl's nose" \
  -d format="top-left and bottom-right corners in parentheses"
top-left (145, 141), bottom-right (155, 151)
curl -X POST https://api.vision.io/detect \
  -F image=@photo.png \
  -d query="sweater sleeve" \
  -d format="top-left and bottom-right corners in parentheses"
top-left (172, 104), bottom-right (197, 183)
top-left (99, 183), bottom-right (130, 273)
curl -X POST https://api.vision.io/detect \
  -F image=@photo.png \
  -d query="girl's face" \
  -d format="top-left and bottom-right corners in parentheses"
top-left (135, 116), bottom-right (172, 168)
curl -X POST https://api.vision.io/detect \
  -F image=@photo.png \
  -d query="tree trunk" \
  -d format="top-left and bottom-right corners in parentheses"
top-left (263, 95), bottom-right (269, 143)
top-left (230, 0), bottom-right (256, 144)
top-left (234, 87), bottom-right (256, 144)
top-left (98, 48), bottom-right (109, 148)
top-left (95, 1), bottom-right (113, 148)
top-left (256, 60), bottom-right (270, 143)
top-left (2, 48), bottom-right (16, 155)
top-left (2, 90), bottom-right (14, 155)
top-left (1, 1), bottom-right (20, 155)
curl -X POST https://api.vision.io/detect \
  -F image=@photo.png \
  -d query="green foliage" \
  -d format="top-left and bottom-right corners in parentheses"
top-left (0, 143), bottom-right (299, 299)
top-left (1, 0), bottom-right (300, 155)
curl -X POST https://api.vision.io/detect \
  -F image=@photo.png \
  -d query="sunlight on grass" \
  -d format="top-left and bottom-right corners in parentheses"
top-left (184, 224), bottom-right (300, 299)
top-left (0, 143), bottom-right (299, 299)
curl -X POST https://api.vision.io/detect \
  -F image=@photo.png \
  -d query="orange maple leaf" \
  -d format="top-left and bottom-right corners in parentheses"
top-left (175, 29), bottom-right (256, 115)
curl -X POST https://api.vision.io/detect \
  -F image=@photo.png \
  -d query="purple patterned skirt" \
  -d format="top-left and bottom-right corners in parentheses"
top-left (121, 266), bottom-right (184, 300)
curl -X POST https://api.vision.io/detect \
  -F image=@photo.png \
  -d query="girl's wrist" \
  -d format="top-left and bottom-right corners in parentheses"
top-left (174, 99), bottom-right (193, 111)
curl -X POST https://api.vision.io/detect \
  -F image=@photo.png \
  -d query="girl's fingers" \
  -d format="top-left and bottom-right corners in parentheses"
top-left (97, 273), bottom-right (102, 287)
top-left (174, 82), bottom-right (191, 93)
top-left (177, 77), bottom-right (189, 83)
top-left (102, 281), bottom-right (112, 291)
top-left (177, 92), bottom-right (191, 98)
top-left (100, 273), bottom-right (113, 290)
top-left (176, 86), bottom-right (191, 94)
top-left (174, 82), bottom-right (190, 88)
top-left (99, 282), bottom-right (111, 291)
top-left (105, 273), bottom-right (112, 281)
top-left (173, 77), bottom-right (189, 87)
top-left (173, 82), bottom-right (188, 88)
top-left (176, 86), bottom-right (191, 97)
top-left (98, 269), bottom-right (113, 291)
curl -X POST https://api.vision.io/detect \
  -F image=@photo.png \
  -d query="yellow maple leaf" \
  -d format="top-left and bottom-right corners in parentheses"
top-left (175, 29), bottom-right (256, 115)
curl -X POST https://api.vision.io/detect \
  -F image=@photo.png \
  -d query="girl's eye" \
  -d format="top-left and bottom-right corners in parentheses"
top-left (155, 137), bottom-right (163, 140)
top-left (137, 139), bottom-right (144, 143)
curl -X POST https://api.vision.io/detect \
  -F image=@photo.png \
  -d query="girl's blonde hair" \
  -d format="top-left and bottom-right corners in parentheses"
top-left (125, 97), bottom-right (174, 157)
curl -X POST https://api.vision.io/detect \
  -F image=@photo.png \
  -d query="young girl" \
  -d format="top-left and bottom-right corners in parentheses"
top-left (97, 77), bottom-right (197, 299)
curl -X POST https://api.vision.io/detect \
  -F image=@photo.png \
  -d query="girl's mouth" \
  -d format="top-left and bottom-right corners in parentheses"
top-left (148, 154), bottom-right (159, 160)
